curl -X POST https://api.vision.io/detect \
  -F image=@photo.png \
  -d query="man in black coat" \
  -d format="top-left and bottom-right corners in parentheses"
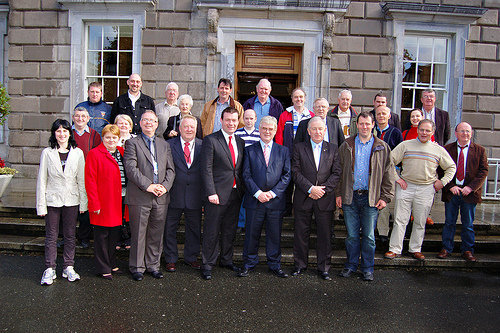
top-left (420, 89), bottom-right (450, 146)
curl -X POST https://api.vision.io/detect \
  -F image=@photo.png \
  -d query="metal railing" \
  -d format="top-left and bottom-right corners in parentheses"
top-left (482, 158), bottom-right (500, 200)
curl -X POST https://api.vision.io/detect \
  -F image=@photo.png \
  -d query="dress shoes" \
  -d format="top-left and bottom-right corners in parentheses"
top-left (384, 251), bottom-right (402, 259)
top-left (132, 272), bottom-right (144, 281)
top-left (290, 267), bottom-right (306, 276)
top-left (100, 273), bottom-right (113, 280)
top-left (379, 235), bottom-right (389, 244)
top-left (410, 252), bottom-right (425, 261)
top-left (150, 271), bottom-right (164, 279)
top-left (462, 251), bottom-right (477, 262)
top-left (238, 268), bottom-right (251, 277)
top-left (270, 268), bottom-right (288, 278)
top-left (166, 263), bottom-right (176, 272)
top-left (362, 272), bottom-right (374, 281)
top-left (184, 261), bottom-right (201, 270)
top-left (201, 270), bottom-right (212, 280)
top-left (219, 263), bottom-right (240, 272)
top-left (437, 249), bottom-right (451, 259)
top-left (339, 268), bottom-right (355, 278)
top-left (318, 271), bottom-right (332, 281)
top-left (426, 217), bottom-right (434, 226)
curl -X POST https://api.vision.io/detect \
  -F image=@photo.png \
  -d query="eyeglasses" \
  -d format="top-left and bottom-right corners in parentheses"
top-left (141, 118), bottom-right (157, 124)
top-left (457, 130), bottom-right (471, 134)
top-left (422, 95), bottom-right (435, 100)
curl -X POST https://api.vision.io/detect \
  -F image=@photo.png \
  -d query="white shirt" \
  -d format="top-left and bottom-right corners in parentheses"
top-left (423, 107), bottom-right (435, 124)
top-left (456, 141), bottom-right (470, 186)
top-left (180, 137), bottom-right (195, 168)
top-left (128, 91), bottom-right (141, 108)
top-left (221, 129), bottom-right (239, 166)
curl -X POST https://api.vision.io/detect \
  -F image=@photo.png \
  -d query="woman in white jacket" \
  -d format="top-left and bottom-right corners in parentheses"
top-left (37, 119), bottom-right (87, 285)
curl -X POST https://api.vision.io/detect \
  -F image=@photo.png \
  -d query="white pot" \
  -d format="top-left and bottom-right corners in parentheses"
top-left (0, 174), bottom-right (13, 198)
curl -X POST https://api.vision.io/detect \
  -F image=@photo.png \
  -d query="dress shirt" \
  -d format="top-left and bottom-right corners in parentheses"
top-left (308, 140), bottom-right (323, 194)
top-left (423, 107), bottom-right (435, 124)
top-left (353, 135), bottom-right (374, 190)
top-left (221, 129), bottom-right (239, 167)
top-left (254, 140), bottom-right (277, 199)
top-left (180, 137), bottom-right (195, 168)
top-left (128, 91), bottom-right (141, 108)
top-left (456, 141), bottom-right (470, 186)
top-left (213, 100), bottom-right (230, 133)
top-left (72, 125), bottom-right (90, 136)
top-left (253, 98), bottom-right (271, 129)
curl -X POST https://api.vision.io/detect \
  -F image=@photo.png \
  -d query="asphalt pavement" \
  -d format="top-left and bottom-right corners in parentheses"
top-left (1, 253), bottom-right (499, 332)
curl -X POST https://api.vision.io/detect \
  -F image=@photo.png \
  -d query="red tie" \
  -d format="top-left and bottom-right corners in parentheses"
top-left (229, 136), bottom-right (236, 187)
top-left (456, 145), bottom-right (466, 182)
top-left (183, 142), bottom-right (191, 165)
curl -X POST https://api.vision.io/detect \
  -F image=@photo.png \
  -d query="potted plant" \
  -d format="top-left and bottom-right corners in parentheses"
top-left (0, 157), bottom-right (17, 198)
top-left (0, 83), bottom-right (10, 125)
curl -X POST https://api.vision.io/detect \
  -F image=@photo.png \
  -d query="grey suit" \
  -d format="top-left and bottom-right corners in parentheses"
top-left (124, 135), bottom-right (175, 273)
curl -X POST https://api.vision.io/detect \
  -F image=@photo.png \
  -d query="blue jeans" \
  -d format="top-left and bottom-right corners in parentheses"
top-left (342, 193), bottom-right (379, 273)
top-left (443, 194), bottom-right (476, 253)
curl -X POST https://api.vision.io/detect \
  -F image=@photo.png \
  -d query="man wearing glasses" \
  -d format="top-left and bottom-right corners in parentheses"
top-left (420, 89), bottom-right (450, 146)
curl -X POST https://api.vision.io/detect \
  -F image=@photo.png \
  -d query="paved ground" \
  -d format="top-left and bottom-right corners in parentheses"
top-left (1, 253), bottom-right (499, 332)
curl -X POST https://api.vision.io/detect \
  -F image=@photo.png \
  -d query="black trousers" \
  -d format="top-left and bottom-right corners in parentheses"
top-left (163, 207), bottom-right (202, 263)
top-left (77, 211), bottom-right (92, 242)
top-left (93, 225), bottom-right (120, 274)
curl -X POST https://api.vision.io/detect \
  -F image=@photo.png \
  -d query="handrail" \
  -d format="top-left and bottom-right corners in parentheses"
top-left (482, 158), bottom-right (500, 200)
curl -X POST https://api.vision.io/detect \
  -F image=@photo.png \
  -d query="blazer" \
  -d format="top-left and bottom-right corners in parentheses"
top-left (164, 115), bottom-right (203, 141)
top-left (123, 135), bottom-right (175, 206)
top-left (85, 144), bottom-right (124, 227)
top-left (243, 142), bottom-right (291, 210)
top-left (36, 146), bottom-right (88, 216)
top-left (294, 116), bottom-right (345, 148)
top-left (242, 95), bottom-right (284, 121)
top-left (168, 137), bottom-right (203, 210)
top-left (292, 140), bottom-right (341, 211)
top-left (441, 142), bottom-right (488, 204)
top-left (434, 107), bottom-right (451, 146)
top-left (201, 130), bottom-right (245, 205)
top-left (110, 92), bottom-right (156, 135)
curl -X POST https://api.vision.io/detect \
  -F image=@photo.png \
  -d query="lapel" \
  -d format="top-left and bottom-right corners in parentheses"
top-left (137, 135), bottom-right (154, 166)
top-left (217, 131), bottom-right (234, 168)
top-left (326, 117), bottom-right (335, 141)
top-left (172, 137), bottom-right (187, 168)
top-left (47, 148), bottom-right (64, 175)
top-left (465, 142), bottom-right (476, 179)
top-left (318, 141), bottom-right (329, 171)
top-left (256, 142), bottom-right (267, 167)
top-left (193, 138), bottom-right (202, 164)
top-left (304, 141), bottom-right (316, 171)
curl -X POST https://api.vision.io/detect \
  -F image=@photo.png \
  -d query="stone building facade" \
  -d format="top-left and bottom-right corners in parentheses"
top-left (3, 0), bottom-right (500, 208)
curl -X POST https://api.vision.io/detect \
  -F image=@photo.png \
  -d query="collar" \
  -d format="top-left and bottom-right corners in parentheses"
top-left (310, 139), bottom-right (323, 150)
top-left (128, 91), bottom-right (141, 100)
top-left (256, 97), bottom-right (270, 106)
top-left (221, 129), bottom-right (234, 141)
top-left (355, 135), bottom-right (374, 146)
top-left (180, 137), bottom-right (194, 148)
top-left (141, 133), bottom-right (155, 142)
top-left (164, 100), bottom-right (177, 107)
top-left (422, 107), bottom-right (435, 115)
top-left (338, 108), bottom-right (350, 115)
top-left (217, 97), bottom-right (230, 106)
top-left (458, 141), bottom-right (470, 149)
top-left (243, 127), bottom-right (256, 134)
top-left (377, 124), bottom-right (389, 132)
top-left (260, 140), bottom-right (273, 151)
top-left (72, 125), bottom-right (90, 135)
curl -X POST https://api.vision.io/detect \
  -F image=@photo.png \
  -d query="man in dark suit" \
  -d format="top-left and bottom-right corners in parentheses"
top-left (124, 110), bottom-right (175, 281)
top-left (237, 116), bottom-right (291, 278)
top-left (421, 89), bottom-right (450, 146)
top-left (163, 115), bottom-right (203, 272)
top-left (291, 116), bottom-right (341, 280)
top-left (200, 107), bottom-right (245, 280)
top-left (110, 73), bottom-right (156, 135)
top-left (369, 92), bottom-right (401, 131)
top-left (437, 122), bottom-right (488, 262)
top-left (242, 78), bottom-right (284, 126)
top-left (295, 97), bottom-right (345, 148)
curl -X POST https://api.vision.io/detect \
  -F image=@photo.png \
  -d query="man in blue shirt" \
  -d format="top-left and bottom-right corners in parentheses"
top-left (242, 78), bottom-right (284, 126)
top-left (75, 82), bottom-right (111, 135)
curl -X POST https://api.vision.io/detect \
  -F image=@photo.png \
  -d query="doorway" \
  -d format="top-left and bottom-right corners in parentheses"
top-left (235, 44), bottom-right (302, 109)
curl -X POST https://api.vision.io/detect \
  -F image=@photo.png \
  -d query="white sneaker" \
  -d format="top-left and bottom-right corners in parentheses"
top-left (62, 266), bottom-right (80, 282)
top-left (41, 268), bottom-right (56, 285)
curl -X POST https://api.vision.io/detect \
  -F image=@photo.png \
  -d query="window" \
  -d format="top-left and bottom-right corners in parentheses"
top-left (401, 35), bottom-right (450, 118)
top-left (86, 24), bottom-right (133, 101)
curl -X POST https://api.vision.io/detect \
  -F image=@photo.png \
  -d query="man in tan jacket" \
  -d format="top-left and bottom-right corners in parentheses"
top-left (200, 78), bottom-right (244, 137)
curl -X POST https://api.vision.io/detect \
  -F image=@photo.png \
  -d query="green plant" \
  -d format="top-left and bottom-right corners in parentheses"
top-left (0, 157), bottom-right (17, 175)
top-left (0, 83), bottom-right (10, 125)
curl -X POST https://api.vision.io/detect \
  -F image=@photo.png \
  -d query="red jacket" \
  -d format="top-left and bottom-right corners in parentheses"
top-left (85, 144), bottom-right (124, 227)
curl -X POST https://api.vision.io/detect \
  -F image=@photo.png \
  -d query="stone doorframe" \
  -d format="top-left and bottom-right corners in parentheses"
top-left (205, 9), bottom-right (337, 110)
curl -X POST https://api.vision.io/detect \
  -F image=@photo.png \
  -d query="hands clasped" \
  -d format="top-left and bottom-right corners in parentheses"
top-left (147, 184), bottom-right (167, 197)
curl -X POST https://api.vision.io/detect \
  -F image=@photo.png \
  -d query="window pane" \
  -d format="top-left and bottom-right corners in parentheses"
top-left (404, 36), bottom-right (417, 61)
top-left (87, 51), bottom-right (101, 76)
top-left (88, 26), bottom-right (102, 50)
top-left (119, 78), bottom-right (129, 95)
top-left (433, 38), bottom-right (447, 63)
top-left (403, 62), bottom-right (416, 83)
top-left (119, 52), bottom-right (133, 76)
top-left (418, 37), bottom-right (433, 62)
top-left (417, 63), bottom-right (431, 85)
top-left (102, 52), bottom-right (117, 76)
top-left (401, 88), bottom-right (414, 109)
top-left (103, 26), bottom-right (118, 50)
top-left (103, 78), bottom-right (117, 102)
top-left (433, 64), bottom-right (447, 87)
top-left (119, 26), bottom-right (133, 50)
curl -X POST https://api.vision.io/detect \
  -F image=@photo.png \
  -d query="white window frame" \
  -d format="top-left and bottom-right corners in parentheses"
top-left (390, 21), bottom-right (469, 130)
top-left (61, 1), bottom-right (148, 112)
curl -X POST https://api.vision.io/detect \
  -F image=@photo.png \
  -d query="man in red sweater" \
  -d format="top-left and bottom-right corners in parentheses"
top-left (72, 106), bottom-right (102, 248)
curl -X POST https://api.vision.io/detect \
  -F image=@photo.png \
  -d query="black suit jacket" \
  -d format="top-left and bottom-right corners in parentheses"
top-left (110, 92), bottom-right (156, 135)
top-left (243, 142), bottom-right (291, 210)
top-left (168, 137), bottom-right (203, 210)
top-left (292, 141), bottom-right (341, 211)
top-left (294, 116), bottom-right (345, 148)
top-left (164, 115), bottom-right (203, 141)
top-left (434, 107), bottom-right (451, 146)
top-left (201, 130), bottom-right (245, 205)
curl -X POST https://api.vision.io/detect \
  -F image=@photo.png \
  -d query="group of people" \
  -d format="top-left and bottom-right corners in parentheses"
top-left (36, 73), bottom-right (488, 285)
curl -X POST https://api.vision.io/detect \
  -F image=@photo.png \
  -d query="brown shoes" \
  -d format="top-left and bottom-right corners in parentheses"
top-left (462, 251), bottom-right (477, 262)
top-left (166, 262), bottom-right (176, 272)
top-left (436, 249), bottom-right (451, 259)
top-left (184, 260), bottom-right (201, 270)
top-left (426, 217), bottom-right (434, 226)
top-left (384, 251), bottom-right (401, 259)
top-left (410, 252), bottom-right (425, 261)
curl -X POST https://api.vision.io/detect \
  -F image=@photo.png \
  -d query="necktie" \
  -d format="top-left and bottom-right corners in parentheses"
top-left (229, 136), bottom-right (236, 187)
top-left (456, 145), bottom-right (467, 182)
top-left (264, 144), bottom-right (270, 167)
top-left (314, 144), bottom-right (321, 170)
top-left (147, 137), bottom-right (158, 183)
top-left (184, 142), bottom-right (191, 165)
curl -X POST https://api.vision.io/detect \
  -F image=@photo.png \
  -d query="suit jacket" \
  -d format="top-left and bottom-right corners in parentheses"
top-left (434, 107), bottom-right (451, 146)
top-left (294, 116), bottom-right (345, 147)
top-left (243, 142), bottom-right (291, 210)
top-left (85, 144), bottom-right (124, 227)
top-left (164, 115), bottom-right (203, 141)
top-left (36, 146), bottom-right (88, 216)
top-left (441, 141), bottom-right (488, 204)
top-left (201, 130), bottom-right (245, 205)
top-left (292, 141), bottom-right (341, 211)
top-left (242, 95), bottom-right (284, 121)
top-left (123, 135), bottom-right (175, 206)
top-left (110, 92), bottom-right (156, 135)
top-left (168, 137), bottom-right (203, 210)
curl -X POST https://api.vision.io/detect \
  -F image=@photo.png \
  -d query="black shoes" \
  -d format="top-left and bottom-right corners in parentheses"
top-left (362, 272), bottom-right (374, 281)
top-left (318, 271), bottom-right (332, 280)
top-left (237, 268), bottom-right (251, 277)
top-left (219, 263), bottom-right (240, 272)
top-left (132, 272), bottom-right (143, 281)
top-left (150, 271), bottom-right (164, 279)
top-left (339, 268), bottom-right (355, 278)
top-left (290, 267), bottom-right (307, 276)
top-left (270, 268), bottom-right (288, 278)
top-left (201, 270), bottom-right (212, 280)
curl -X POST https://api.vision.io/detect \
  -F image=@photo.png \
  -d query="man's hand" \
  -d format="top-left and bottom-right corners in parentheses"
top-left (336, 197), bottom-right (342, 208)
top-left (257, 192), bottom-right (273, 203)
top-left (461, 186), bottom-right (473, 196)
top-left (434, 179), bottom-right (444, 192)
top-left (375, 199), bottom-right (387, 210)
top-left (208, 194), bottom-right (220, 205)
top-left (309, 186), bottom-right (326, 200)
top-left (168, 130), bottom-right (178, 137)
top-left (396, 179), bottom-right (407, 190)
top-left (450, 186), bottom-right (462, 196)
top-left (147, 184), bottom-right (167, 197)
